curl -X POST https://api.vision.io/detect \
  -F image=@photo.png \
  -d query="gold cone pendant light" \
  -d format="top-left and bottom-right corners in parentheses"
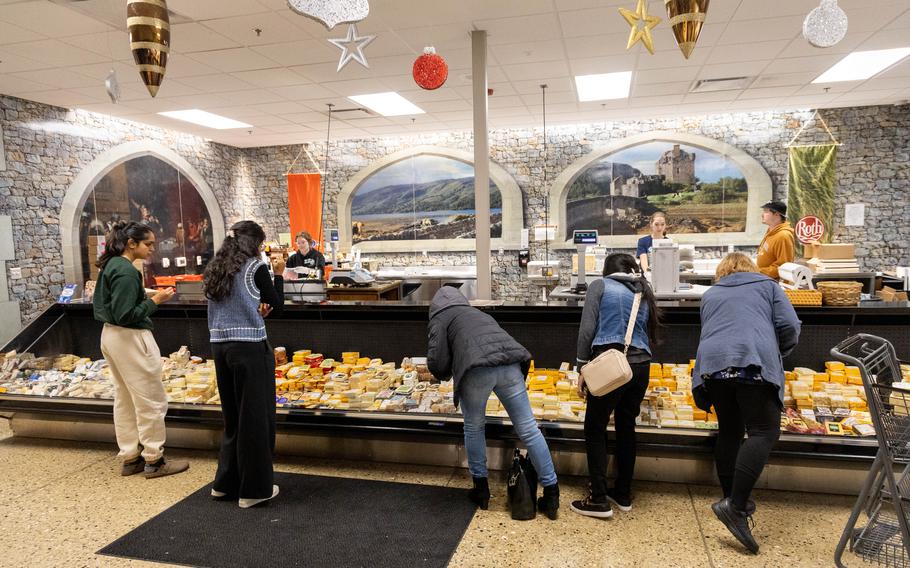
top-left (127, 0), bottom-right (170, 97)
top-left (664, 0), bottom-right (709, 59)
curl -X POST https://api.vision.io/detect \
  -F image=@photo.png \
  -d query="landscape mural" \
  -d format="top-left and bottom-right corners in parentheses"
top-left (351, 155), bottom-right (502, 243)
top-left (566, 142), bottom-right (748, 236)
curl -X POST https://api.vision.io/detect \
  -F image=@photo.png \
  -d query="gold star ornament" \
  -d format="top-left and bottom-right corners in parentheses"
top-left (619, 0), bottom-right (661, 55)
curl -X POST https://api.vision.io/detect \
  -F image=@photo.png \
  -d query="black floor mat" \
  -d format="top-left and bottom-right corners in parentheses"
top-left (98, 471), bottom-right (476, 568)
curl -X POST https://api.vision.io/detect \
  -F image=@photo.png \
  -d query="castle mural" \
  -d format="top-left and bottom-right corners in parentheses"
top-left (565, 142), bottom-right (749, 236)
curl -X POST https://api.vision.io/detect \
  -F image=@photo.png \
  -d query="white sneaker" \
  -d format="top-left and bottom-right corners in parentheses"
top-left (238, 485), bottom-right (279, 509)
top-left (211, 489), bottom-right (227, 498)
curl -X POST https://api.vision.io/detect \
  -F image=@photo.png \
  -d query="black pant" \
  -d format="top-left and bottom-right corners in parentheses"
top-left (706, 379), bottom-right (781, 511)
top-left (584, 359), bottom-right (650, 502)
top-left (212, 341), bottom-right (276, 499)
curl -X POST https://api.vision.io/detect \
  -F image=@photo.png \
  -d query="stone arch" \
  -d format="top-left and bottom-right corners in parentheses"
top-left (61, 141), bottom-right (225, 282)
top-left (336, 145), bottom-right (524, 252)
top-left (548, 131), bottom-right (772, 247)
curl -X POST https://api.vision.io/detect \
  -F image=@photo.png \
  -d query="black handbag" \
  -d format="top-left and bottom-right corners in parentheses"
top-left (693, 384), bottom-right (713, 413)
top-left (507, 449), bottom-right (538, 520)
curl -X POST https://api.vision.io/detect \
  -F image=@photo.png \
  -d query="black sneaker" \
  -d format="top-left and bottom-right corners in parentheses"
top-left (605, 489), bottom-right (632, 512)
top-left (570, 495), bottom-right (613, 519)
top-left (712, 498), bottom-right (759, 554)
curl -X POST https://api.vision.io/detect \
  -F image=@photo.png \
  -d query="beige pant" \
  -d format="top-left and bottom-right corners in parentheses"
top-left (101, 324), bottom-right (168, 463)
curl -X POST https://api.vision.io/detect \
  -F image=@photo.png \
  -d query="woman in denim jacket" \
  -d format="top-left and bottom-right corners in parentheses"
top-left (572, 253), bottom-right (660, 518)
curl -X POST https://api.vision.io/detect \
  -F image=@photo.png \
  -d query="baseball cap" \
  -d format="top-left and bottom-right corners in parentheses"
top-left (761, 200), bottom-right (787, 218)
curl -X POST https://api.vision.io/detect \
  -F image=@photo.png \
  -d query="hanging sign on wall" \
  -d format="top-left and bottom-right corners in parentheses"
top-left (795, 215), bottom-right (826, 244)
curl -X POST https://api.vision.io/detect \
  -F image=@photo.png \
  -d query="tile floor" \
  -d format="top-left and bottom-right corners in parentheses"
top-left (0, 417), bottom-right (861, 567)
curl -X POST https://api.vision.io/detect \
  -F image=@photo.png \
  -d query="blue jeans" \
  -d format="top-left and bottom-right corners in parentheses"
top-left (459, 364), bottom-right (558, 487)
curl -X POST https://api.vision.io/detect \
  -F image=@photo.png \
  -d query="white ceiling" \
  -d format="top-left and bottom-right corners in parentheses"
top-left (1, 0), bottom-right (909, 148)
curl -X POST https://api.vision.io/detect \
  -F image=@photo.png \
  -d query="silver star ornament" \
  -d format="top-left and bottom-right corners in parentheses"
top-left (328, 24), bottom-right (376, 72)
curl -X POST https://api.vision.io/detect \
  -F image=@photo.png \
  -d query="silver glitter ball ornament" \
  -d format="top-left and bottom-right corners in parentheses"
top-left (803, 0), bottom-right (848, 48)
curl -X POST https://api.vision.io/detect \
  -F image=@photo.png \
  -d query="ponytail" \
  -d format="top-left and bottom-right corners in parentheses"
top-left (203, 220), bottom-right (266, 302)
top-left (602, 252), bottom-right (662, 345)
top-left (95, 221), bottom-right (153, 271)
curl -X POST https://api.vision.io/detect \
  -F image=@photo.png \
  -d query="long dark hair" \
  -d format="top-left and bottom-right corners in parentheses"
top-left (96, 221), bottom-right (153, 271)
top-left (203, 220), bottom-right (266, 302)
top-left (602, 252), bottom-right (661, 345)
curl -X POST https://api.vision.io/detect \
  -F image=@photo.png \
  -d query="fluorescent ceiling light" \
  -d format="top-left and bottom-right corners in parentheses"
top-left (348, 92), bottom-right (425, 116)
top-left (158, 109), bottom-right (252, 129)
top-left (575, 72), bottom-right (633, 102)
top-left (813, 47), bottom-right (910, 83)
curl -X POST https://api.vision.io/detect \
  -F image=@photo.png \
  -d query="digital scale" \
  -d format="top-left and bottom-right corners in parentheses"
top-left (572, 229), bottom-right (598, 294)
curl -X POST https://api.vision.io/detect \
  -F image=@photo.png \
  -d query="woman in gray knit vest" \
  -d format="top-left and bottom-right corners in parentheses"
top-left (204, 220), bottom-right (283, 508)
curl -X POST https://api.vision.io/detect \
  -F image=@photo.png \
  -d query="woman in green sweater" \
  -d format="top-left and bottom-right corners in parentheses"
top-left (93, 221), bottom-right (188, 478)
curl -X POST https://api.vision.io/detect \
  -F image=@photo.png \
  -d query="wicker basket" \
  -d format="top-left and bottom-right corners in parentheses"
top-left (816, 281), bottom-right (863, 306)
top-left (784, 289), bottom-right (823, 306)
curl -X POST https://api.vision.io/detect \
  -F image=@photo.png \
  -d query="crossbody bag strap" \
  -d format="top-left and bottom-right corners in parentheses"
top-left (623, 293), bottom-right (642, 354)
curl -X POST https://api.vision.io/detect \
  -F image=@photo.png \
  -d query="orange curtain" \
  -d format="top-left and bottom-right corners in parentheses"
top-left (287, 173), bottom-right (323, 247)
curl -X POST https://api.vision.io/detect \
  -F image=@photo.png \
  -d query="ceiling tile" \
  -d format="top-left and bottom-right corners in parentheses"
top-left (10, 68), bottom-right (99, 89)
top-left (844, 3), bottom-right (910, 33)
top-left (564, 33), bottom-right (633, 59)
top-left (0, 48), bottom-right (46, 74)
top-left (0, 20), bottom-right (44, 45)
top-left (188, 48), bottom-right (281, 73)
top-left (568, 55), bottom-right (636, 75)
top-left (0, 2), bottom-right (111, 37)
top-left (557, 6), bottom-right (635, 38)
top-left (172, 73), bottom-right (256, 94)
top-left (251, 40), bottom-right (339, 67)
top-left (64, 32), bottom-right (134, 62)
top-left (699, 61), bottom-right (772, 80)
top-left (502, 60), bottom-right (570, 82)
top-left (705, 41), bottom-right (789, 65)
top-left (230, 68), bottom-right (312, 88)
top-left (393, 24), bottom-right (473, 52)
top-left (718, 16), bottom-right (804, 45)
top-left (165, 0), bottom-right (271, 21)
top-left (476, 13), bottom-right (564, 45)
top-left (491, 40), bottom-right (566, 65)
top-left (636, 66), bottom-right (701, 85)
top-left (4, 39), bottom-right (108, 68)
top-left (201, 12), bottom-right (312, 47)
top-left (0, 73), bottom-right (54, 95)
top-left (170, 23), bottom-right (241, 53)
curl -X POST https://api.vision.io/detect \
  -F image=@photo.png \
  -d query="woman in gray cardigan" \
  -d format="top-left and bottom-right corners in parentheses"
top-left (692, 252), bottom-right (801, 554)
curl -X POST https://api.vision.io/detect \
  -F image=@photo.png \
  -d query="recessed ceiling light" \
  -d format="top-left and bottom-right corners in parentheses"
top-left (812, 47), bottom-right (910, 83)
top-left (157, 109), bottom-right (252, 129)
top-left (574, 72), bottom-right (633, 102)
top-left (348, 92), bottom-right (425, 116)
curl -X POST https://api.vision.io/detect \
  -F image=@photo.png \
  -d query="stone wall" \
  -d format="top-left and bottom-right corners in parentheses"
top-left (244, 104), bottom-right (910, 298)
top-left (2, 93), bottom-right (908, 325)
top-left (0, 95), bottom-right (249, 324)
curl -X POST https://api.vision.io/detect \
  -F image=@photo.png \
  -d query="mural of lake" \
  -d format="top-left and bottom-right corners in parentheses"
top-left (566, 142), bottom-right (748, 236)
top-left (352, 155), bottom-right (503, 242)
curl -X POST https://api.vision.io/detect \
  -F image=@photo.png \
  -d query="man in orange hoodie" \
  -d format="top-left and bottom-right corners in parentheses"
top-left (756, 200), bottom-right (795, 280)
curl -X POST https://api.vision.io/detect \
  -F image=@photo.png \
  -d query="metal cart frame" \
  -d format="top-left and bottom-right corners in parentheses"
top-left (833, 334), bottom-right (910, 567)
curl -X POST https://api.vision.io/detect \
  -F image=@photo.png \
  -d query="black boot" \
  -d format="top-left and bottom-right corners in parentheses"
top-left (537, 483), bottom-right (560, 520)
top-left (469, 477), bottom-right (490, 510)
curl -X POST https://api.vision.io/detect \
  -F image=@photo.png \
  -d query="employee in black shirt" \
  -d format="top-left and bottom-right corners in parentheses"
top-left (286, 231), bottom-right (326, 279)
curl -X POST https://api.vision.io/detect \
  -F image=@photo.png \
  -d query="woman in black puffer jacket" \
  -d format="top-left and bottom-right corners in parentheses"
top-left (427, 287), bottom-right (559, 519)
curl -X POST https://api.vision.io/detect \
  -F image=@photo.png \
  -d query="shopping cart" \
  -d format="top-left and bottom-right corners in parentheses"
top-left (833, 334), bottom-right (910, 567)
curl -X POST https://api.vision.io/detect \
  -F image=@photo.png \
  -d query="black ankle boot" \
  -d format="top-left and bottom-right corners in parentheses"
top-left (537, 483), bottom-right (560, 520)
top-left (469, 477), bottom-right (490, 510)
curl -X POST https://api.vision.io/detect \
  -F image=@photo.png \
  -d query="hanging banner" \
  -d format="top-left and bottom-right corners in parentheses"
top-left (787, 144), bottom-right (837, 246)
top-left (287, 173), bottom-right (323, 247)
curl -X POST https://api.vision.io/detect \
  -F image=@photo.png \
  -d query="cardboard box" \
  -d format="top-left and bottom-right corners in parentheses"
top-left (877, 286), bottom-right (909, 302)
top-left (804, 243), bottom-right (855, 260)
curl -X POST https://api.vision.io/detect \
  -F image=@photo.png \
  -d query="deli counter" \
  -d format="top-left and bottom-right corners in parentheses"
top-left (2, 300), bottom-right (908, 493)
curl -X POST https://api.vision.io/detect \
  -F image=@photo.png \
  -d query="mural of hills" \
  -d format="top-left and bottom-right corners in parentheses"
top-left (352, 177), bottom-right (501, 215)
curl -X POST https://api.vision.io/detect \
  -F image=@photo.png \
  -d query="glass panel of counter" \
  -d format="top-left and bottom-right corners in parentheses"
top-left (3, 344), bottom-right (901, 440)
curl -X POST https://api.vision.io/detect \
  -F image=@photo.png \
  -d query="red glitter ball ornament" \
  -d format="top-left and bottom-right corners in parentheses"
top-left (412, 46), bottom-right (448, 90)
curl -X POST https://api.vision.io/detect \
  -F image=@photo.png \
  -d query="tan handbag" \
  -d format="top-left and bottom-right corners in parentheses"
top-left (580, 292), bottom-right (642, 397)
